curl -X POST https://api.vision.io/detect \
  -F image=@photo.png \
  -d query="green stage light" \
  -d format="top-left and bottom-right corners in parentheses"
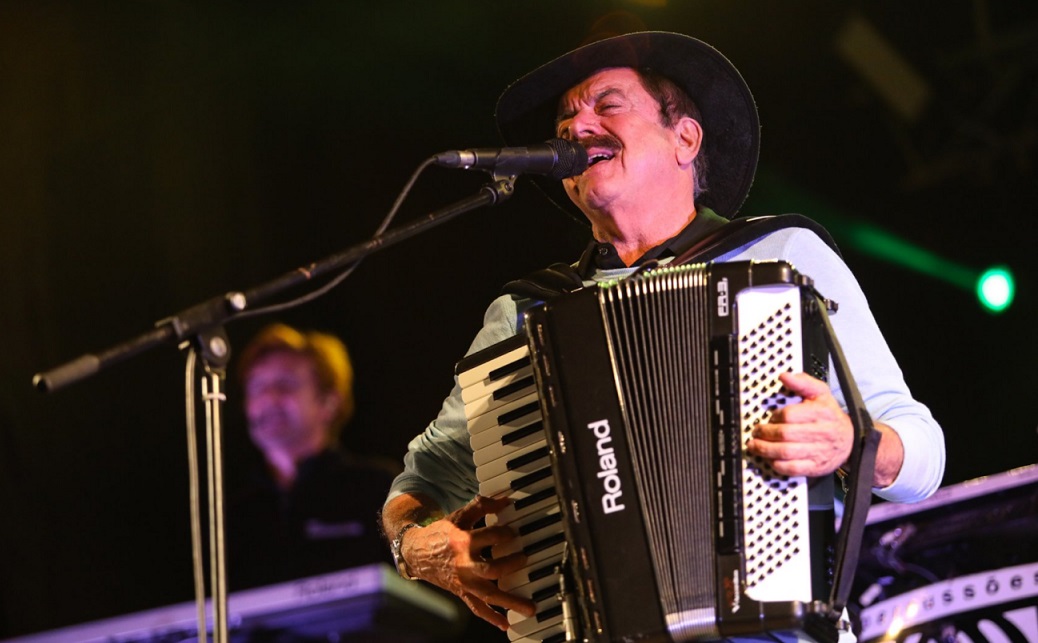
top-left (976, 266), bottom-right (1015, 313)
top-left (751, 170), bottom-right (1018, 314)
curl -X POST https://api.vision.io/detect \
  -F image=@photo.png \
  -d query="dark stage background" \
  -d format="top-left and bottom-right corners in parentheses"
top-left (2, 1), bottom-right (1036, 640)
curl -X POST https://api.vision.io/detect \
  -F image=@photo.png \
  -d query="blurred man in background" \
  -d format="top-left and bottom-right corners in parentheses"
top-left (228, 323), bottom-right (397, 589)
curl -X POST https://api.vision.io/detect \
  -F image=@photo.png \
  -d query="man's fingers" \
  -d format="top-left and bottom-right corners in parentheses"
top-left (466, 552), bottom-right (529, 584)
top-left (463, 578), bottom-right (537, 619)
top-left (767, 458), bottom-right (824, 478)
top-left (461, 594), bottom-right (510, 631)
top-left (778, 371), bottom-right (831, 399)
top-left (480, 551), bottom-right (529, 579)
top-left (764, 393), bottom-right (844, 427)
top-left (748, 436), bottom-right (806, 462)
top-left (468, 524), bottom-right (519, 550)
top-left (451, 495), bottom-right (511, 530)
top-left (749, 426), bottom-right (849, 477)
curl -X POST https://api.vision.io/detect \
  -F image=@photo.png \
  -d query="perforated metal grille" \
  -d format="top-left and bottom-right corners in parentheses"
top-left (737, 301), bottom-right (807, 591)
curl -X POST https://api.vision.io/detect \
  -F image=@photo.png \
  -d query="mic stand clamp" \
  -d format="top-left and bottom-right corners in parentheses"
top-left (487, 175), bottom-right (517, 201)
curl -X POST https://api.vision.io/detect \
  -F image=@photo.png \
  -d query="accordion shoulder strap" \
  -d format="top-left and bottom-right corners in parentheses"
top-left (502, 213), bottom-right (840, 301)
top-left (814, 295), bottom-right (882, 621)
top-left (672, 213), bottom-right (841, 266)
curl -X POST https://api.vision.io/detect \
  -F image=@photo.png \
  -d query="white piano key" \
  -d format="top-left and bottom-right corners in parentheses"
top-left (509, 569), bottom-right (562, 600)
top-left (467, 392), bottom-right (541, 437)
top-left (506, 593), bottom-right (564, 640)
top-left (475, 442), bottom-right (550, 483)
top-left (471, 417), bottom-right (545, 464)
top-left (508, 621), bottom-right (567, 643)
top-left (461, 365), bottom-right (535, 409)
top-left (477, 458), bottom-right (551, 497)
top-left (500, 553), bottom-right (564, 592)
top-left (491, 506), bottom-right (564, 559)
top-left (487, 487), bottom-right (560, 527)
top-left (457, 344), bottom-right (530, 390)
top-left (497, 503), bottom-right (560, 537)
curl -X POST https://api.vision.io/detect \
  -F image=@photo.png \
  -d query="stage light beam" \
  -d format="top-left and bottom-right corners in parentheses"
top-left (751, 170), bottom-right (1018, 313)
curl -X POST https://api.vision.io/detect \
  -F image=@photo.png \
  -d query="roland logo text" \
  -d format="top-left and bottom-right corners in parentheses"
top-left (587, 419), bottom-right (625, 514)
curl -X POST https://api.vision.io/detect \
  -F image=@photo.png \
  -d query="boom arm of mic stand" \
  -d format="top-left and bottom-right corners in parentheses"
top-left (32, 179), bottom-right (513, 392)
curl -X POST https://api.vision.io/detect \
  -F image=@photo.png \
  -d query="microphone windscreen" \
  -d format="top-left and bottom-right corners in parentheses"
top-left (545, 139), bottom-right (588, 180)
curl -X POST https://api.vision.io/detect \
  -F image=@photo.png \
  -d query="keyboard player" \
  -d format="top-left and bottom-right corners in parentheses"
top-left (230, 323), bottom-right (398, 589)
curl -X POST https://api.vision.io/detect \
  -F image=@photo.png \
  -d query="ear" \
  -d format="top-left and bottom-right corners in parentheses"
top-left (319, 390), bottom-right (342, 425)
top-left (673, 117), bottom-right (703, 168)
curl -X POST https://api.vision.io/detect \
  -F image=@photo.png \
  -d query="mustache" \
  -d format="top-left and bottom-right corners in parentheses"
top-left (577, 134), bottom-right (622, 153)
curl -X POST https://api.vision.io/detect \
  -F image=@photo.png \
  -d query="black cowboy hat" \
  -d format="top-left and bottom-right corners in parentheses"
top-left (495, 31), bottom-right (759, 221)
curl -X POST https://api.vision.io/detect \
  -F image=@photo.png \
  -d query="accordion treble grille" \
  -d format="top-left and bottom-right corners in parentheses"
top-left (735, 289), bottom-right (814, 602)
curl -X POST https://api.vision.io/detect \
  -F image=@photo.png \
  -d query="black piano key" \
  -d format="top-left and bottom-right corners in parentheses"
top-left (507, 446), bottom-right (550, 470)
top-left (501, 420), bottom-right (544, 446)
top-left (455, 333), bottom-right (526, 377)
top-left (494, 375), bottom-right (536, 401)
top-left (528, 562), bottom-right (559, 583)
top-left (510, 467), bottom-right (553, 492)
top-left (536, 604), bottom-right (563, 623)
top-left (531, 585), bottom-right (560, 603)
top-left (498, 402), bottom-right (541, 427)
top-left (489, 358), bottom-right (528, 381)
top-left (514, 487), bottom-right (556, 511)
top-left (523, 531), bottom-right (566, 556)
top-left (500, 556), bottom-right (563, 592)
top-left (517, 510), bottom-right (562, 536)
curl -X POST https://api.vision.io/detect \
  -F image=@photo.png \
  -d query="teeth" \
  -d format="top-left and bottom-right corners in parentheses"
top-left (589, 152), bottom-right (613, 166)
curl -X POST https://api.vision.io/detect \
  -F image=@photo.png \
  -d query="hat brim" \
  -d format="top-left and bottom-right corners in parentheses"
top-left (495, 31), bottom-right (759, 221)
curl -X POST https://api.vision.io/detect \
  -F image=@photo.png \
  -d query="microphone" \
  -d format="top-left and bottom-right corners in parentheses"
top-left (434, 138), bottom-right (588, 180)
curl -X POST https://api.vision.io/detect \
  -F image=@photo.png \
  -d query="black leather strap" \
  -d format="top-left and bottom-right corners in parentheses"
top-left (502, 213), bottom-right (840, 301)
top-left (814, 293), bottom-right (881, 621)
top-left (501, 261), bottom-right (585, 301)
top-left (671, 213), bottom-right (841, 265)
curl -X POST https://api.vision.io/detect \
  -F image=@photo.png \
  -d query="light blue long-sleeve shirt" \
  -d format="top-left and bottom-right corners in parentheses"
top-left (388, 225), bottom-right (946, 512)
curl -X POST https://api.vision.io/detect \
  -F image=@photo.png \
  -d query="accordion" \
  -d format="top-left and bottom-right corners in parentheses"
top-left (457, 260), bottom-right (841, 643)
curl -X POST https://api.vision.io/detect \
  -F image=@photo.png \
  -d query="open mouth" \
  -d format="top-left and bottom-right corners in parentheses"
top-left (587, 150), bottom-right (615, 167)
top-left (577, 136), bottom-right (621, 171)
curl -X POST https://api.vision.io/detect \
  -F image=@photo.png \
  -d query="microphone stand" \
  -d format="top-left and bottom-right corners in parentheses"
top-left (32, 175), bottom-right (518, 643)
top-left (33, 176), bottom-right (517, 393)
top-left (182, 327), bottom-right (233, 643)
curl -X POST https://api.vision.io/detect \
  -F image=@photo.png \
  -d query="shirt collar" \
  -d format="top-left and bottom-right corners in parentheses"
top-left (577, 208), bottom-right (730, 278)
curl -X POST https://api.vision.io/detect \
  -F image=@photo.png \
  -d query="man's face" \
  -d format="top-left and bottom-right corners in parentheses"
top-left (555, 67), bottom-right (692, 229)
top-left (244, 351), bottom-right (336, 456)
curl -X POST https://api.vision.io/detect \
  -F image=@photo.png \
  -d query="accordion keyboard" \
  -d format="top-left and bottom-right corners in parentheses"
top-left (458, 336), bottom-right (570, 643)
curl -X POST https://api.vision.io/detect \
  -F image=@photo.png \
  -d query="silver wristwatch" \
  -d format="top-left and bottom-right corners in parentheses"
top-left (390, 522), bottom-right (421, 580)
